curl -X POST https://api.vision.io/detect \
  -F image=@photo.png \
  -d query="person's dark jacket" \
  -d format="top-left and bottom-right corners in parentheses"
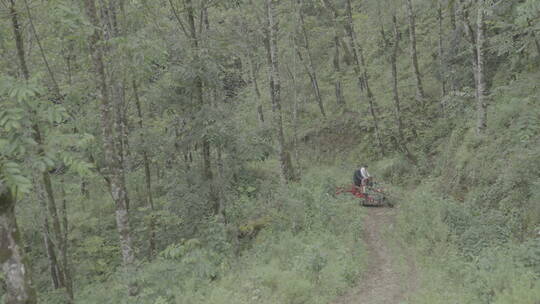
top-left (353, 169), bottom-right (363, 187)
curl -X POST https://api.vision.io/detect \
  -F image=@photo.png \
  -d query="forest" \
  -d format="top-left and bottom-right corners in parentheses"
top-left (0, 0), bottom-right (539, 303)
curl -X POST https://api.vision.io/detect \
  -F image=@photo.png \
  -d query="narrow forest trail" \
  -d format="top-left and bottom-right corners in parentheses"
top-left (332, 207), bottom-right (417, 304)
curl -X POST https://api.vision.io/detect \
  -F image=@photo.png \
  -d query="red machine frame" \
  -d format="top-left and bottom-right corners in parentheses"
top-left (335, 180), bottom-right (390, 207)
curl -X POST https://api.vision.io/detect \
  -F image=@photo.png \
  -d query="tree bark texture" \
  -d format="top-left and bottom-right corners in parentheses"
top-left (9, 0), bottom-right (73, 298)
top-left (266, 0), bottom-right (294, 183)
top-left (216, 145), bottom-right (226, 221)
top-left (1, 187), bottom-right (38, 304)
top-left (460, 1), bottom-right (479, 96)
top-left (322, 0), bottom-right (346, 108)
top-left (297, 0), bottom-right (326, 117)
top-left (450, 0), bottom-right (457, 31)
top-left (448, 0), bottom-right (460, 92)
top-left (83, 0), bottom-right (136, 277)
top-left (391, 15), bottom-right (416, 163)
top-left (438, 0), bottom-right (447, 97)
top-left (345, 0), bottom-right (385, 156)
top-left (405, 0), bottom-right (425, 104)
top-left (133, 81), bottom-right (156, 257)
top-left (391, 15), bottom-right (405, 145)
top-left (185, 0), bottom-right (218, 211)
top-left (249, 57), bottom-right (265, 124)
top-left (286, 56), bottom-right (301, 173)
top-left (9, 0), bottom-right (29, 80)
top-left (34, 175), bottom-right (62, 290)
top-left (475, 2), bottom-right (487, 135)
top-left (104, 1), bottom-right (132, 209)
top-left (59, 178), bottom-right (73, 300)
top-left (23, 0), bottom-right (62, 99)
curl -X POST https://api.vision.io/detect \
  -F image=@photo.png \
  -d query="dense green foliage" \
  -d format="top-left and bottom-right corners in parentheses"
top-left (1, 0), bottom-right (539, 303)
top-left (65, 168), bottom-right (366, 304)
top-left (383, 68), bottom-right (540, 303)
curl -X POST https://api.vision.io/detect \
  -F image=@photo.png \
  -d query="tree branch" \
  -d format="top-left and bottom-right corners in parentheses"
top-left (168, 0), bottom-right (190, 38)
top-left (23, 0), bottom-right (62, 100)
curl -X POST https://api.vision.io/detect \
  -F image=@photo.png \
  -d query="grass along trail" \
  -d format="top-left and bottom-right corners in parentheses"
top-left (332, 207), bottom-right (417, 304)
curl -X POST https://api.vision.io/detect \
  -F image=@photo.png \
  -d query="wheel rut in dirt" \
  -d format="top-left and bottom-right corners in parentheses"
top-left (332, 207), bottom-right (416, 304)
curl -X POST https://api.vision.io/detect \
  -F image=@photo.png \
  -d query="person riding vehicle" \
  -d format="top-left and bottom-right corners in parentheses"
top-left (353, 165), bottom-right (371, 194)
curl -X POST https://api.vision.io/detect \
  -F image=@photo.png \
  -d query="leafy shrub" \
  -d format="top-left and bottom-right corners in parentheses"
top-left (395, 183), bottom-right (540, 304)
top-left (57, 166), bottom-right (367, 304)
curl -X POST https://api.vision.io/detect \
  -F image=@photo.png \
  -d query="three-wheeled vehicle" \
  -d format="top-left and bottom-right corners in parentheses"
top-left (336, 178), bottom-right (392, 207)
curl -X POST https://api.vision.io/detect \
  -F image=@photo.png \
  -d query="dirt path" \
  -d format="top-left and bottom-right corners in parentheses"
top-left (332, 207), bottom-right (417, 304)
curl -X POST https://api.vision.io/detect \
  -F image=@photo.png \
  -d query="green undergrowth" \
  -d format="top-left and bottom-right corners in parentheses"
top-left (393, 184), bottom-right (540, 304)
top-left (58, 167), bottom-right (367, 304)
top-left (377, 70), bottom-right (540, 304)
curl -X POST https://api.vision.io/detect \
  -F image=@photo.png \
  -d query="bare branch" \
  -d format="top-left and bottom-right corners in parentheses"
top-left (168, 0), bottom-right (190, 38)
top-left (23, 0), bottom-right (62, 100)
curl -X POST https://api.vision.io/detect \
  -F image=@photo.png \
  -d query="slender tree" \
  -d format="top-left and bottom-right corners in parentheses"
top-left (390, 15), bottom-right (404, 142)
top-left (405, 0), bottom-right (426, 104)
top-left (447, 0), bottom-right (460, 92)
top-left (438, 0), bottom-right (447, 97)
top-left (449, 0), bottom-right (457, 31)
top-left (248, 56), bottom-right (265, 124)
top-left (34, 175), bottom-right (64, 290)
top-left (460, 1), bottom-right (479, 96)
top-left (344, 0), bottom-right (385, 155)
top-left (133, 81), bottom-right (156, 257)
top-left (475, 1), bottom-right (488, 134)
top-left (322, 0), bottom-right (346, 108)
top-left (82, 0), bottom-right (136, 295)
top-left (23, 0), bottom-right (62, 100)
top-left (266, 0), bottom-right (295, 182)
top-left (0, 186), bottom-right (38, 304)
top-left (390, 13), bottom-right (416, 162)
top-left (296, 0), bottom-right (326, 117)
top-left (59, 176), bottom-right (73, 299)
top-left (37, 189), bottom-right (61, 289)
top-left (174, 0), bottom-right (219, 212)
top-left (8, 0), bottom-right (73, 299)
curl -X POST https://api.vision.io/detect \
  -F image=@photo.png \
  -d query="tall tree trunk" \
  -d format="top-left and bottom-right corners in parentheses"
top-left (450, 0), bottom-right (457, 31)
top-left (461, 1), bottom-right (479, 97)
top-left (105, 2), bottom-right (132, 209)
top-left (297, 0), bottom-right (326, 117)
top-left (438, 0), bottom-right (447, 97)
top-left (59, 177), bottom-right (73, 301)
top-left (81, 179), bottom-right (90, 200)
top-left (133, 81), bottom-right (156, 257)
top-left (113, 81), bottom-right (130, 170)
top-left (9, 0), bottom-right (29, 80)
top-left (185, 0), bottom-right (218, 212)
top-left (447, 0), bottom-right (460, 92)
top-left (216, 145), bottom-right (226, 221)
top-left (476, 2), bottom-right (487, 135)
top-left (248, 56), bottom-right (265, 124)
top-left (9, 0), bottom-right (72, 298)
top-left (11, 3), bottom-right (63, 249)
top-left (529, 19), bottom-right (540, 56)
top-left (266, 0), bottom-right (294, 183)
top-left (405, 0), bottom-right (425, 104)
top-left (286, 61), bottom-right (300, 173)
top-left (391, 15), bottom-right (405, 145)
top-left (344, 0), bottom-right (385, 155)
top-left (40, 169), bottom-right (64, 271)
top-left (42, 227), bottom-right (61, 288)
top-left (83, 0), bottom-right (136, 295)
top-left (1, 187), bottom-right (38, 304)
top-left (23, 0), bottom-right (61, 100)
top-left (390, 14), bottom-right (416, 163)
top-left (35, 175), bottom-right (61, 289)
top-left (322, 0), bottom-right (346, 108)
